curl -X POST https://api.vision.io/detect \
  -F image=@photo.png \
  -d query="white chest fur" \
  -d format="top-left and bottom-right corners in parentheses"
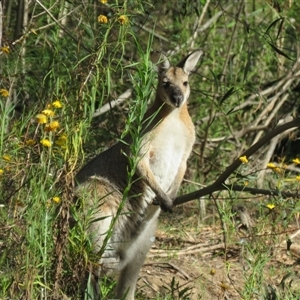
top-left (145, 113), bottom-right (193, 192)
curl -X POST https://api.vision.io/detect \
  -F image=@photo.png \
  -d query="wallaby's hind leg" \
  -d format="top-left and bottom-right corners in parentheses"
top-left (115, 247), bottom-right (152, 300)
top-left (115, 207), bottom-right (160, 300)
top-left (115, 265), bottom-right (139, 300)
top-left (77, 178), bottom-right (122, 299)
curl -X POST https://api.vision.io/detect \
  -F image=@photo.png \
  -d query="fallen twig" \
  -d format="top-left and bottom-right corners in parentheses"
top-left (148, 242), bottom-right (226, 258)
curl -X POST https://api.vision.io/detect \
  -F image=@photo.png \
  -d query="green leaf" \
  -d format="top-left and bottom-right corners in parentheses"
top-left (219, 87), bottom-right (235, 105)
top-left (194, 6), bottom-right (200, 17)
top-left (276, 18), bottom-right (285, 40)
top-left (265, 17), bottom-right (284, 34)
top-left (268, 42), bottom-right (294, 61)
top-left (243, 50), bottom-right (252, 82)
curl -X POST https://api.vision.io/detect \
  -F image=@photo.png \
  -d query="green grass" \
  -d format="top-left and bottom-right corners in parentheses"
top-left (1, 1), bottom-right (300, 299)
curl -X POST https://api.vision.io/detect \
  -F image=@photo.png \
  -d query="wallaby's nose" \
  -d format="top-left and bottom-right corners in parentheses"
top-left (171, 92), bottom-right (183, 107)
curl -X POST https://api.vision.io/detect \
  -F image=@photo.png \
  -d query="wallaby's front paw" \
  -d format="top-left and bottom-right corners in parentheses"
top-left (152, 197), bottom-right (160, 206)
top-left (160, 199), bottom-right (173, 213)
top-left (152, 197), bottom-right (173, 212)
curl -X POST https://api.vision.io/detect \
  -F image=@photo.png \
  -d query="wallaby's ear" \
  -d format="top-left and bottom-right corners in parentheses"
top-left (151, 51), bottom-right (170, 72)
top-left (177, 49), bottom-right (203, 75)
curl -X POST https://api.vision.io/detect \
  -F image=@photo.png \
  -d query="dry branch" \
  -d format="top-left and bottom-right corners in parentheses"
top-left (93, 89), bottom-right (132, 117)
top-left (175, 118), bottom-right (300, 206)
top-left (167, 5), bottom-right (230, 57)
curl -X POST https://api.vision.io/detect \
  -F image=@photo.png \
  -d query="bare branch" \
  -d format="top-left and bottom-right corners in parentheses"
top-left (220, 1), bottom-right (243, 83)
top-left (137, 24), bottom-right (169, 43)
top-left (34, 0), bottom-right (91, 53)
top-left (174, 118), bottom-right (300, 206)
top-left (167, 5), bottom-right (230, 57)
top-left (93, 89), bottom-right (132, 117)
top-left (190, 0), bottom-right (211, 49)
top-left (256, 115), bottom-right (294, 188)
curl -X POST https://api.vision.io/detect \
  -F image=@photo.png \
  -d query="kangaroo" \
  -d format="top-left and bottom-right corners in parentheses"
top-left (75, 49), bottom-right (203, 300)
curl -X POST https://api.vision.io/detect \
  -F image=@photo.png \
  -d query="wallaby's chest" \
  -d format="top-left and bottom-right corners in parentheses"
top-left (147, 115), bottom-right (194, 187)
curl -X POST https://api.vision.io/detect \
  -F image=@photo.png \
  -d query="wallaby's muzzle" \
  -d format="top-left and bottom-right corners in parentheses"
top-left (170, 88), bottom-right (184, 107)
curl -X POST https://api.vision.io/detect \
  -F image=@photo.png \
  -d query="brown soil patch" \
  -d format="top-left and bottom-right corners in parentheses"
top-left (137, 223), bottom-right (300, 299)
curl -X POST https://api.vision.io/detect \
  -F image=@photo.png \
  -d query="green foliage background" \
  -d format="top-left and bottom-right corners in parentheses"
top-left (1, 0), bottom-right (300, 299)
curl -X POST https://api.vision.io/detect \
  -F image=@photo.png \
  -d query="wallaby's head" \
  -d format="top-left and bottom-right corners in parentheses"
top-left (152, 50), bottom-right (203, 108)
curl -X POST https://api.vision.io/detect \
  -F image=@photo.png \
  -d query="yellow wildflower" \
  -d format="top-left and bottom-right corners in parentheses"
top-left (44, 121), bottom-right (60, 132)
top-left (52, 100), bottom-right (63, 108)
top-left (267, 203), bottom-right (275, 210)
top-left (118, 15), bottom-right (128, 25)
top-left (36, 113), bottom-right (48, 124)
top-left (52, 196), bottom-right (60, 204)
top-left (267, 162), bottom-right (276, 169)
top-left (55, 134), bottom-right (67, 148)
top-left (49, 121), bottom-right (60, 129)
top-left (0, 89), bottom-right (9, 97)
top-left (0, 46), bottom-right (10, 54)
top-left (239, 156), bottom-right (248, 164)
top-left (0, 169), bottom-right (4, 175)
top-left (25, 139), bottom-right (36, 146)
top-left (42, 109), bottom-right (55, 117)
top-left (40, 139), bottom-right (52, 147)
top-left (292, 158), bottom-right (300, 165)
top-left (296, 176), bottom-right (300, 181)
top-left (2, 155), bottom-right (11, 161)
top-left (99, 0), bottom-right (107, 3)
top-left (98, 15), bottom-right (108, 23)
top-left (267, 162), bottom-right (283, 173)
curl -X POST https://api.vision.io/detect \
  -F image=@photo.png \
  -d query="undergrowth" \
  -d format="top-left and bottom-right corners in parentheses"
top-left (1, 1), bottom-right (300, 299)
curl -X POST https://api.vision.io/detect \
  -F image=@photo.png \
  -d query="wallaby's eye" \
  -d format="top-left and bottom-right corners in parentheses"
top-left (183, 81), bottom-right (189, 86)
top-left (162, 81), bottom-right (170, 88)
